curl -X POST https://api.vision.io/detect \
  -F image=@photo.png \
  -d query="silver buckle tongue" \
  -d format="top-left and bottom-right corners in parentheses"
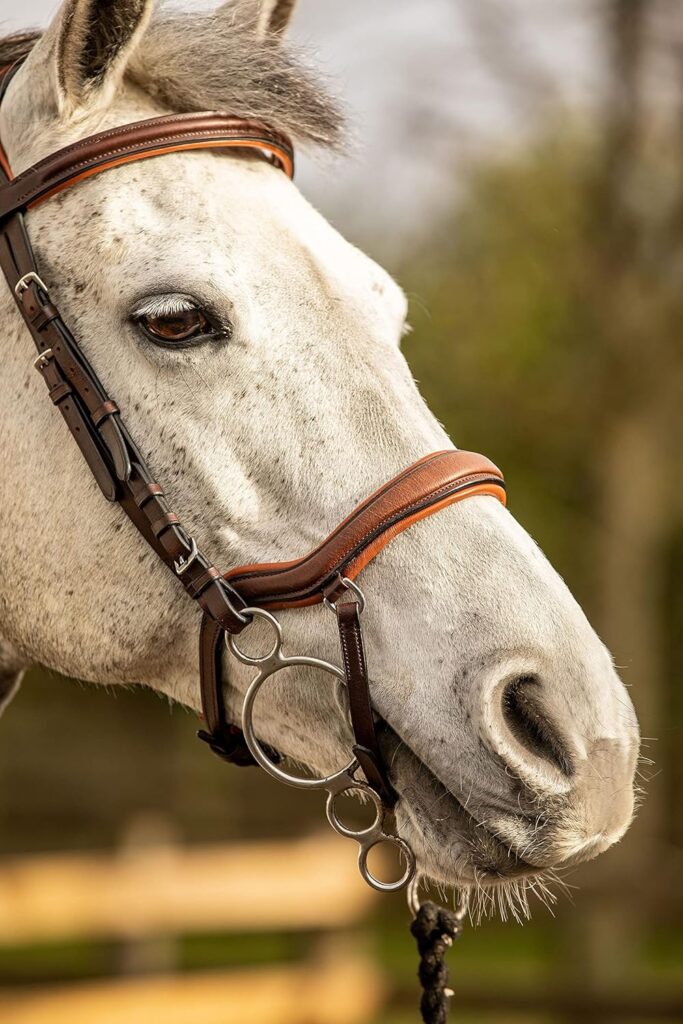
top-left (33, 348), bottom-right (54, 372)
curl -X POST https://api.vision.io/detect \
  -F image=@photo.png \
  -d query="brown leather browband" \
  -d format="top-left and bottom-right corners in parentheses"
top-left (0, 57), bottom-right (506, 805)
top-left (0, 111), bottom-right (294, 217)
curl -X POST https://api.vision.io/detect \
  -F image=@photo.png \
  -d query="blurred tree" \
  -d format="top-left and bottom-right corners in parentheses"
top-left (400, 2), bottom-right (683, 1018)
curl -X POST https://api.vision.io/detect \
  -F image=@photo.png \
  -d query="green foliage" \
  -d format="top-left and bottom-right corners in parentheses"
top-left (402, 135), bottom-right (602, 590)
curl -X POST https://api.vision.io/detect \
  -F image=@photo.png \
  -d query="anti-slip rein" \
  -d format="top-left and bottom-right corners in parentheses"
top-left (0, 59), bottom-right (506, 893)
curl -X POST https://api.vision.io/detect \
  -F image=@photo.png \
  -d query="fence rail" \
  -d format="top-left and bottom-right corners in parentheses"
top-left (0, 833), bottom-right (376, 943)
top-left (0, 833), bottom-right (384, 1024)
top-left (0, 959), bottom-right (383, 1024)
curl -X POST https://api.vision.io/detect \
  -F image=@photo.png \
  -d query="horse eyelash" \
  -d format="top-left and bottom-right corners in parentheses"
top-left (132, 294), bottom-right (203, 319)
top-left (131, 294), bottom-right (234, 339)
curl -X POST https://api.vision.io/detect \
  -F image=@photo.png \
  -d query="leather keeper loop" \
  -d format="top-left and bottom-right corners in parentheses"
top-left (92, 399), bottom-right (119, 427)
top-left (151, 511), bottom-right (180, 537)
top-left (322, 577), bottom-right (348, 606)
top-left (353, 744), bottom-right (398, 809)
top-left (197, 726), bottom-right (258, 767)
top-left (28, 305), bottom-right (59, 332)
top-left (198, 581), bottom-right (249, 634)
top-left (48, 380), bottom-right (72, 405)
top-left (19, 284), bottom-right (49, 314)
top-left (185, 566), bottom-right (221, 599)
top-left (131, 480), bottom-right (164, 509)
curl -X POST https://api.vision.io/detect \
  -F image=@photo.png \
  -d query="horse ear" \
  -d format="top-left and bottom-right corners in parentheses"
top-left (53, 0), bottom-right (154, 110)
top-left (219, 0), bottom-right (297, 39)
top-left (256, 0), bottom-right (298, 37)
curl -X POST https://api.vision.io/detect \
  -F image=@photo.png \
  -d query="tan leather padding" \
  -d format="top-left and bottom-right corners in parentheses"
top-left (226, 450), bottom-right (506, 610)
top-left (0, 141), bottom-right (10, 181)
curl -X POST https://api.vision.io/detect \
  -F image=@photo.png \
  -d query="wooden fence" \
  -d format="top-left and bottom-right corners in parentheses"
top-left (0, 833), bottom-right (384, 1024)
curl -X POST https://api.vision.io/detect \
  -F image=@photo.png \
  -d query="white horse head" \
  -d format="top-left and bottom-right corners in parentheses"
top-left (0, 0), bottom-right (639, 899)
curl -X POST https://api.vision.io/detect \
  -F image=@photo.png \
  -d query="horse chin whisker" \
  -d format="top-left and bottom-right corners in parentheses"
top-left (464, 868), bottom-right (567, 925)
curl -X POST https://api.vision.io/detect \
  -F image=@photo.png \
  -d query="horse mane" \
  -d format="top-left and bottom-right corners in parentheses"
top-left (0, 6), bottom-right (344, 149)
top-left (0, 31), bottom-right (41, 67)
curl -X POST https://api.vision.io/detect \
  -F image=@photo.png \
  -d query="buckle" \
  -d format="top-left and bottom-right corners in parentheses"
top-left (15, 272), bottom-right (49, 299)
top-left (33, 347), bottom-right (54, 372)
top-left (174, 536), bottom-right (199, 576)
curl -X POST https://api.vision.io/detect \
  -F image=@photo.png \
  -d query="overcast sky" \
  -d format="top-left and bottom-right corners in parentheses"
top-left (0, 0), bottom-right (601, 248)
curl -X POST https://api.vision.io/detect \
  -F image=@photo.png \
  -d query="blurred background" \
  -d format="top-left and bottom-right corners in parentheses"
top-left (0, 1), bottom-right (681, 1022)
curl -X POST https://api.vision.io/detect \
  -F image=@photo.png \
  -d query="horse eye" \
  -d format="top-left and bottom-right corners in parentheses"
top-left (137, 308), bottom-right (215, 346)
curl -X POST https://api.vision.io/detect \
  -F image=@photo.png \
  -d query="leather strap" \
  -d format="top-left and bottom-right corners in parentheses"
top-left (336, 600), bottom-right (397, 807)
top-left (0, 215), bottom-right (249, 631)
top-left (0, 112), bottom-right (293, 219)
top-left (0, 74), bottom-right (288, 640)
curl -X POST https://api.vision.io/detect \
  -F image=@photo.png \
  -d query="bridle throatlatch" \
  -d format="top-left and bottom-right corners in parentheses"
top-left (0, 55), bottom-right (506, 1022)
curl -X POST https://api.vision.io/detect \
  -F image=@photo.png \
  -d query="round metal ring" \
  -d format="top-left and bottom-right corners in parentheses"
top-left (407, 874), bottom-right (422, 917)
top-left (226, 607), bottom-right (283, 666)
top-left (241, 654), bottom-right (357, 791)
top-left (323, 576), bottom-right (366, 615)
top-left (325, 785), bottom-right (383, 839)
top-left (407, 875), bottom-right (470, 920)
top-left (358, 835), bottom-right (416, 893)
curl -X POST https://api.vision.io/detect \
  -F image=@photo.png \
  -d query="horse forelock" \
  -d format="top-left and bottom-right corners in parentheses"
top-left (0, 4), bottom-right (345, 149)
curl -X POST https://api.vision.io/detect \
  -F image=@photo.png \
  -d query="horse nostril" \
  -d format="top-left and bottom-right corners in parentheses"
top-left (501, 676), bottom-right (574, 776)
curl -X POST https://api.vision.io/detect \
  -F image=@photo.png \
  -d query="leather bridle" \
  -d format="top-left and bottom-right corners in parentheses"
top-left (0, 58), bottom-right (506, 891)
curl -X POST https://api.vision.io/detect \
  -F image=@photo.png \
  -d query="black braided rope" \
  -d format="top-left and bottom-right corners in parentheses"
top-left (410, 901), bottom-right (464, 1024)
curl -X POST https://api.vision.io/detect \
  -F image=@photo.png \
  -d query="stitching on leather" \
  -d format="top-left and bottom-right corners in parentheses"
top-left (231, 453), bottom-right (456, 584)
top-left (339, 619), bottom-right (370, 725)
top-left (351, 620), bottom-right (367, 682)
top-left (339, 625), bottom-right (352, 683)
top-left (10, 131), bottom-right (291, 207)
top-left (340, 473), bottom-right (502, 560)
top-left (9, 113), bottom-right (289, 182)
top-left (233, 471), bottom-right (503, 591)
top-left (342, 617), bottom-right (368, 693)
top-left (236, 472), bottom-right (502, 592)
